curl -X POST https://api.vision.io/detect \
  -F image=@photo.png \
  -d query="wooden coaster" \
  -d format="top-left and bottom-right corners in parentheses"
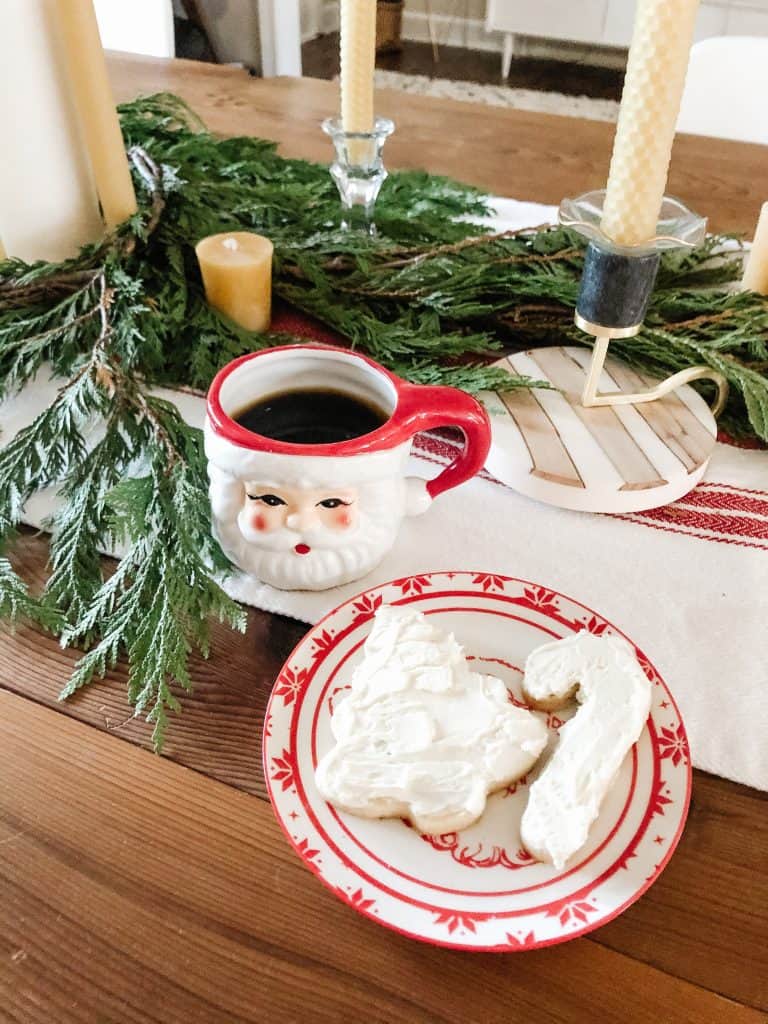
top-left (480, 346), bottom-right (717, 513)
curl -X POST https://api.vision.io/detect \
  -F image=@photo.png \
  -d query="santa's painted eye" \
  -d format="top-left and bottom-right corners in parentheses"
top-left (317, 498), bottom-right (352, 509)
top-left (247, 493), bottom-right (287, 507)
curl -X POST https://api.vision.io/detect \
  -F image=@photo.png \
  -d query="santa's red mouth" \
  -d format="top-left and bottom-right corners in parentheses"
top-left (294, 543), bottom-right (311, 555)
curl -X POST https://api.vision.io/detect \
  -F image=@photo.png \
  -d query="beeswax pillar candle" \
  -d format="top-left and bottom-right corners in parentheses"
top-left (196, 233), bottom-right (274, 333)
top-left (54, 0), bottom-right (137, 228)
top-left (601, 0), bottom-right (700, 246)
top-left (742, 203), bottom-right (768, 295)
top-left (340, 0), bottom-right (376, 134)
top-left (0, 0), bottom-right (103, 262)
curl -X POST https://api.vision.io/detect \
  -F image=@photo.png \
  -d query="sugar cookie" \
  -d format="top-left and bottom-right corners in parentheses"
top-left (315, 605), bottom-right (549, 834)
top-left (520, 632), bottom-right (652, 869)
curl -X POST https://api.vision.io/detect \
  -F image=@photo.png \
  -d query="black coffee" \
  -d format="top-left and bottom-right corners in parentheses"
top-left (233, 388), bottom-right (388, 444)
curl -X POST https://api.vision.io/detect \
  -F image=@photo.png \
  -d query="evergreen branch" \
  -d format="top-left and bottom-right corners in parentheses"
top-left (0, 91), bottom-right (765, 747)
top-left (0, 557), bottom-right (63, 633)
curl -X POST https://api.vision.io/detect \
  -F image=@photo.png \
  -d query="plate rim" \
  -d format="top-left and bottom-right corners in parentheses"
top-left (263, 570), bottom-right (692, 952)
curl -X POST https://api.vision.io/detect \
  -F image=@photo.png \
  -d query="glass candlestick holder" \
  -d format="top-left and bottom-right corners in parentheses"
top-left (322, 117), bottom-right (394, 235)
top-left (559, 189), bottom-right (728, 414)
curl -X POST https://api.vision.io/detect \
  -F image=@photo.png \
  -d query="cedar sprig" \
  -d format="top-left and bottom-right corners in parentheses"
top-left (0, 92), bottom-right (766, 745)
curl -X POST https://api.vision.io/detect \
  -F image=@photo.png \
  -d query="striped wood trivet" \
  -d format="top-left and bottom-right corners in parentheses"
top-left (481, 346), bottom-right (717, 513)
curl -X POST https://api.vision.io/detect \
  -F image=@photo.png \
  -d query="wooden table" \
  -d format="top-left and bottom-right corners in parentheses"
top-left (1, 55), bottom-right (766, 1023)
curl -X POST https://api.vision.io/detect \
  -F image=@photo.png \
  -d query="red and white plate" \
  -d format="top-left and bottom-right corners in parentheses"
top-left (264, 572), bottom-right (691, 951)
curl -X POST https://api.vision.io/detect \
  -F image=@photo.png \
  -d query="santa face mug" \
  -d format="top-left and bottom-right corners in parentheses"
top-left (204, 344), bottom-right (491, 591)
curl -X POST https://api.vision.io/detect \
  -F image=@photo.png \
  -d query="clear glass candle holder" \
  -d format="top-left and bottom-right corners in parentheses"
top-left (557, 188), bottom-right (727, 414)
top-left (322, 117), bottom-right (395, 235)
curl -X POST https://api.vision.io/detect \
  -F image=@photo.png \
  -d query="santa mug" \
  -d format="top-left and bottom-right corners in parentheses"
top-left (204, 344), bottom-right (491, 591)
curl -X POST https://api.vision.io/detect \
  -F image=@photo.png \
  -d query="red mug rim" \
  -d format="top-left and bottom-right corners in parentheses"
top-left (206, 344), bottom-right (418, 457)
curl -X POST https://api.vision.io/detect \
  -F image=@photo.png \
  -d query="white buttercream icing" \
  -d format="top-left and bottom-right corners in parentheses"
top-left (315, 605), bottom-right (549, 834)
top-left (520, 632), bottom-right (652, 870)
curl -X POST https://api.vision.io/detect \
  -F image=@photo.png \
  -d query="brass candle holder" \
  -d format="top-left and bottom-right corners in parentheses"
top-left (560, 189), bottom-right (728, 414)
top-left (479, 190), bottom-right (727, 514)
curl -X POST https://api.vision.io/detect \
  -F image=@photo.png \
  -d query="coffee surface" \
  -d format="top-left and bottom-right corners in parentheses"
top-left (233, 388), bottom-right (388, 444)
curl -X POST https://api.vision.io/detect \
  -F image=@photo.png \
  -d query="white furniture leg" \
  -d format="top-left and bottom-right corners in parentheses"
top-left (257, 0), bottom-right (302, 77)
top-left (501, 33), bottom-right (515, 78)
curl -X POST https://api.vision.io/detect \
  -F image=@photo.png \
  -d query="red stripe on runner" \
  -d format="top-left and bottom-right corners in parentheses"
top-left (616, 515), bottom-right (768, 551)
top-left (632, 504), bottom-right (768, 541)
top-left (678, 488), bottom-right (768, 517)
top-left (413, 434), bottom-right (768, 548)
top-left (698, 481), bottom-right (768, 498)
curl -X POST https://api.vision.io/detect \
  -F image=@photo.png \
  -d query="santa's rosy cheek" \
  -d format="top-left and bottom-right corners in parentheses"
top-left (251, 513), bottom-right (266, 532)
top-left (336, 510), bottom-right (352, 529)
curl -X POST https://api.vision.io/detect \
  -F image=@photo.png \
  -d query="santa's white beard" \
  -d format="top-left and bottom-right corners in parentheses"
top-left (230, 511), bottom-right (399, 590)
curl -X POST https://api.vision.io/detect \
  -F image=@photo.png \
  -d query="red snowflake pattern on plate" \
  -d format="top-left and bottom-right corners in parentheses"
top-left (658, 724), bottom-right (690, 767)
top-left (339, 887), bottom-right (376, 913)
top-left (295, 838), bottom-right (321, 865)
top-left (350, 592), bottom-right (382, 623)
top-left (471, 573), bottom-right (507, 592)
top-left (546, 899), bottom-right (598, 927)
top-left (311, 629), bottom-right (336, 659)
top-left (637, 651), bottom-right (663, 685)
top-left (270, 748), bottom-right (297, 792)
top-left (505, 930), bottom-right (537, 949)
top-left (520, 585), bottom-right (561, 612)
top-left (393, 574), bottom-right (432, 595)
top-left (433, 911), bottom-right (480, 935)
top-left (580, 615), bottom-right (610, 636)
top-left (649, 777), bottom-right (673, 818)
top-left (263, 571), bottom-right (692, 952)
top-left (274, 666), bottom-right (308, 706)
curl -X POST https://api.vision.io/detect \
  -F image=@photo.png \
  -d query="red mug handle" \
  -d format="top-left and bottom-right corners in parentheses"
top-left (395, 383), bottom-right (491, 499)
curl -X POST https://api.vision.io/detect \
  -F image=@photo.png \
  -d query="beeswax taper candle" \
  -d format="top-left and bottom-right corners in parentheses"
top-left (742, 202), bottom-right (768, 295)
top-left (196, 232), bottom-right (274, 333)
top-left (601, 0), bottom-right (700, 246)
top-left (54, 0), bottom-right (137, 228)
top-left (340, 0), bottom-right (376, 136)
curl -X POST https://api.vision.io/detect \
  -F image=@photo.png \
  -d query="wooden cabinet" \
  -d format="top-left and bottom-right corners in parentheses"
top-left (486, 0), bottom-right (768, 76)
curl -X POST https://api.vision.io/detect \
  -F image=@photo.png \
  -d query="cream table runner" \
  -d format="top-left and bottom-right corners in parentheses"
top-left (3, 199), bottom-right (766, 792)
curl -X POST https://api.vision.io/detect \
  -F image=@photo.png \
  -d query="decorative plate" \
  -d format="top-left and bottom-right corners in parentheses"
top-left (263, 572), bottom-right (691, 951)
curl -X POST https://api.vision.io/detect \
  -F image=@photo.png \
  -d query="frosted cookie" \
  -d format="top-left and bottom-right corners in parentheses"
top-left (315, 605), bottom-right (549, 834)
top-left (520, 632), bottom-right (652, 870)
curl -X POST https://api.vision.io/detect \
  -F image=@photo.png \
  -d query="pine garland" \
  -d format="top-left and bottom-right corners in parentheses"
top-left (0, 93), bottom-right (765, 745)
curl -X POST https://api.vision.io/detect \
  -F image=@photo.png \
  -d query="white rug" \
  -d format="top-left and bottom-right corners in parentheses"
top-left (373, 69), bottom-right (620, 123)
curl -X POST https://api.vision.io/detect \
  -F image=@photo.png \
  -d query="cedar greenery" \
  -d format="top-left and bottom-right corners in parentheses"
top-left (0, 93), bottom-right (765, 744)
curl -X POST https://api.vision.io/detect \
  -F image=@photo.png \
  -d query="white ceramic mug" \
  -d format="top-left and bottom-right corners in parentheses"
top-left (204, 344), bottom-right (491, 591)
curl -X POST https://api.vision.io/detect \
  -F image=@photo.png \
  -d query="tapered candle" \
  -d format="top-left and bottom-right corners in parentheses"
top-left (340, 0), bottom-right (376, 134)
top-left (54, 0), bottom-right (137, 228)
top-left (601, 0), bottom-right (699, 246)
top-left (196, 233), bottom-right (273, 333)
top-left (742, 203), bottom-right (768, 295)
top-left (0, 0), bottom-right (103, 262)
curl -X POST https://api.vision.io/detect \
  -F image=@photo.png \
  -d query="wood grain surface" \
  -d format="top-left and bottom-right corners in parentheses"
top-left (1, 694), bottom-right (765, 1024)
top-left (104, 53), bottom-right (767, 235)
top-left (1, 56), bottom-right (767, 1023)
top-left (2, 536), bottom-right (767, 1020)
